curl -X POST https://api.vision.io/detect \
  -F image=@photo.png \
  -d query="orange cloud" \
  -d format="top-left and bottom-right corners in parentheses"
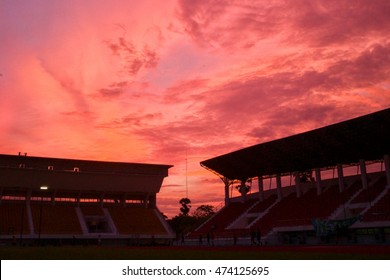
top-left (1, 0), bottom-right (390, 217)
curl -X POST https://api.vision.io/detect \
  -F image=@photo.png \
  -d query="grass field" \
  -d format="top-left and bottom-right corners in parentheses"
top-left (2, 244), bottom-right (390, 260)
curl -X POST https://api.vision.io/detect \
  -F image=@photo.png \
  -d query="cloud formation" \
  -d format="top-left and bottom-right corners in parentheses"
top-left (1, 0), bottom-right (390, 217)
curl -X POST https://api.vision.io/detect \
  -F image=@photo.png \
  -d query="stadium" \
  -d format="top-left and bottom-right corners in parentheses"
top-left (1, 108), bottom-right (390, 259)
top-left (187, 107), bottom-right (390, 246)
top-left (0, 154), bottom-right (175, 247)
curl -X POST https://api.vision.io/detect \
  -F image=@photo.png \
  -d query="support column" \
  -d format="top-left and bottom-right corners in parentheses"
top-left (359, 159), bottom-right (368, 190)
top-left (295, 172), bottom-right (302, 198)
top-left (121, 193), bottom-right (127, 207)
top-left (276, 174), bottom-right (282, 200)
top-left (26, 189), bottom-right (34, 236)
top-left (149, 194), bottom-right (156, 208)
top-left (384, 155), bottom-right (390, 187)
top-left (240, 180), bottom-right (247, 203)
top-left (258, 176), bottom-right (264, 202)
top-left (77, 191), bottom-right (81, 207)
top-left (51, 189), bottom-right (57, 206)
top-left (100, 193), bottom-right (105, 208)
top-left (315, 168), bottom-right (322, 195)
top-left (224, 185), bottom-right (230, 205)
top-left (222, 177), bottom-right (231, 206)
top-left (337, 164), bottom-right (345, 192)
top-left (143, 194), bottom-right (149, 208)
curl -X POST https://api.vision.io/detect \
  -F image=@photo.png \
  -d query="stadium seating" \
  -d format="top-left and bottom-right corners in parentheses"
top-left (0, 201), bottom-right (171, 238)
top-left (30, 203), bottom-right (82, 235)
top-left (107, 207), bottom-right (168, 235)
top-left (80, 205), bottom-right (104, 216)
top-left (351, 176), bottom-right (387, 204)
top-left (189, 172), bottom-right (389, 241)
top-left (191, 199), bottom-right (258, 238)
top-left (0, 203), bottom-right (29, 236)
top-left (248, 194), bottom-right (278, 214)
top-left (362, 189), bottom-right (390, 222)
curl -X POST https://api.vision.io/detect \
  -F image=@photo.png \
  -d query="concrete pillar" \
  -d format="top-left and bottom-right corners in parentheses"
top-left (315, 168), bottom-right (322, 195)
top-left (50, 189), bottom-right (57, 206)
top-left (102, 193), bottom-right (106, 207)
top-left (221, 177), bottom-right (231, 206)
top-left (359, 159), bottom-right (368, 190)
top-left (77, 191), bottom-right (81, 207)
top-left (143, 194), bottom-right (149, 208)
top-left (240, 180), bottom-right (247, 203)
top-left (149, 194), bottom-right (156, 208)
top-left (25, 190), bottom-right (34, 236)
top-left (295, 172), bottom-right (302, 198)
top-left (122, 193), bottom-right (127, 207)
top-left (384, 155), bottom-right (390, 187)
top-left (337, 164), bottom-right (345, 192)
top-left (276, 174), bottom-right (282, 200)
top-left (258, 176), bottom-right (264, 202)
top-left (224, 181), bottom-right (230, 206)
top-left (26, 189), bottom-right (32, 204)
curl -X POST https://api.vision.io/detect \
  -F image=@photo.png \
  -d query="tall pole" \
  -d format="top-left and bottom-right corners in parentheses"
top-left (185, 152), bottom-right (188, 198)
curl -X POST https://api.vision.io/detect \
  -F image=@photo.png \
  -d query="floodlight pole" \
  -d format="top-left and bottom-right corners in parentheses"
top-left (185, 153), bottom-right (188, 198)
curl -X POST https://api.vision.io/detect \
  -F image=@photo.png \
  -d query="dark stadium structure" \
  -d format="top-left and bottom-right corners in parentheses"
top-left (190, 108), bottom-right (390, 245)
top-left (0, 154), bottom-right (175, 246)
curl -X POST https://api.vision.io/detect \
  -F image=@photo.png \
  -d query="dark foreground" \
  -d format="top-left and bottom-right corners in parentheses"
top-left (1, 244), bottom-right (390, 260)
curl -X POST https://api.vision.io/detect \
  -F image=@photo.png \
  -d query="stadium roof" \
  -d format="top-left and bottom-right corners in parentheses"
top-left (201, 108), bottom-right (390, 181)
top-left (0, 154), bottom-right (172, 176)
top-left (0, 154), bottom-right (173, 193)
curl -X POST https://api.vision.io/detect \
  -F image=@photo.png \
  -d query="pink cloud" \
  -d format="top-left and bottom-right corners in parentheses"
top-left (176, 0), bottom-right (282, 51)
top-left (290, 0), bottom-right (390, 46)
top-left (104, 37), bottom-right (160, 75)
top-left (1, 0), bottom-right (390, 217)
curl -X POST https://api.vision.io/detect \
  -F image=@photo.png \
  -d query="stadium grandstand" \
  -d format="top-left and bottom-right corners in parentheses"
top-left (189, 108), bottom-right (390, 246)
top-left (0, 154), bottom-right (175, 246)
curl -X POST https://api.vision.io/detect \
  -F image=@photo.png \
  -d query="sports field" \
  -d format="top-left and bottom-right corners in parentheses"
top-left (1, 245), bottom-right (390, 260)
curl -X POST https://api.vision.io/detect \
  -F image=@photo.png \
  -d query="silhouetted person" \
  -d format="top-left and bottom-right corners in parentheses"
top-left (72, 235), bottom-right (77, 245)
top-left (256, 228), bottom-right (262, 245)
top-left (251, 229), bottom-right (256, 245)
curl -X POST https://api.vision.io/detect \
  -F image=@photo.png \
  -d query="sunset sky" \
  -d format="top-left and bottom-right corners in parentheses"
top-left (1, 0), bottom-right (390, 217)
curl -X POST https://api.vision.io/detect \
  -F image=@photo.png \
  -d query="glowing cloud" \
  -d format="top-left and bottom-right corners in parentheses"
top-left (1, 0), bottom-right (390, 217)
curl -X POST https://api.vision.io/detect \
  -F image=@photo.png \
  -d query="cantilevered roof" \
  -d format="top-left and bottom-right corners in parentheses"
top-left (201, 108), bottom-right (390, 181)
top-left (0, 154), bottom-right (173, 193)
top-left (0, 154), bottom-right (172, 176)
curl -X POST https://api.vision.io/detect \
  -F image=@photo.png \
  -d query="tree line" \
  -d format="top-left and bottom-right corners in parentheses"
top-left (167, 198), bottom-right (215, 236)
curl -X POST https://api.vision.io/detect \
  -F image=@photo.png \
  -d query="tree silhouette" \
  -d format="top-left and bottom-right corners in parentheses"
top-left (179, 197), bottom-right (191, 216)
top-left (193, 205), bottom-right (215, 219)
